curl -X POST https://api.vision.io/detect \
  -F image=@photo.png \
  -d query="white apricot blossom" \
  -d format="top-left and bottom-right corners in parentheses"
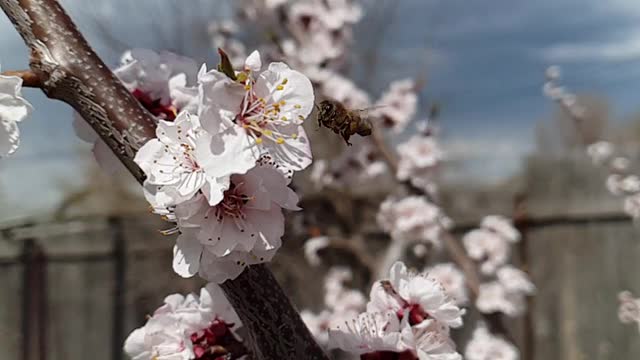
top-left (304, 235), bottom-right (330, 266)
top-left (463, 215), bottom-right (520, 275)
top-left (282, 0), bottom-right (361, 68)
top-left (198, 50), bottom-right (314, 172)
top-left (464, 326), bottom-right (519, 360)
top-left (328, 311), bottom-right (406, 355)
top-left (117, 48), bottom-right (199, 116)
top-left (496, 266), bottom-right (536, 295)
top-left (476, 267), bottom-right (534, 318)
top-left (73, 49), bottom-right (199, 173)
top-left (318, 71), bottom-right (371, 109)
top-left (377, 196), bottom-right (452, 246)
top-left (372, 79), bottom-right (418, 133)
top-left (476, 282), bottom-right (524, 317)
top-left (463, 229), bottom-right (510, 275)
top-left (134, 112), bottom-right (256, 209)
top-left (401, 320), bottom-right (462, 360)
top-left (324, 267), bottom-right (367, 316)
top-left (367, 262), bottom-right (465, 329)
top-left (606, 174), bottom-right (640, 195)
top-left (397, 135), bottom-right (444, 194)
top-left (481, 215), bottom-right (520, 243)
top-left (425, 263), bottom-right (468, 306)
top-left (624, 193), bottom-right (640, 219)
top-left (302, 267), bottom-right (366, 346)
top-left (0, 72), bottom-right (32, 157)
top-left (124, 283), bottom-right (242, 360)
top-left (171, 160), bottom-right (299, 282)
top-left (618, 290), bottom-right (640, 331)
top-left (587, 141), bottom-right (614, 166)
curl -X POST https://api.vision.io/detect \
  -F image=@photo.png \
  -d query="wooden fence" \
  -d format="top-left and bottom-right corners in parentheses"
top-left (0, 208), bottom-right (638, 360)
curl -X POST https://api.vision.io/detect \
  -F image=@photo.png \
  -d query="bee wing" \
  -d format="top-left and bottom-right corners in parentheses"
top-left (354, 104), bottom-right (388, 114)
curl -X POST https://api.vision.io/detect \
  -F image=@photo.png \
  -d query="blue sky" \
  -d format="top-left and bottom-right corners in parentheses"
top-left (1, 0), bottom-right (640, 221)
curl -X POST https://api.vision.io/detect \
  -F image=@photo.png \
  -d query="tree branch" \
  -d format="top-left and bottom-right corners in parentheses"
top-left (1, 69), bottom-right (42, 87)
top-left (0, 0), bottom-right (327, 358)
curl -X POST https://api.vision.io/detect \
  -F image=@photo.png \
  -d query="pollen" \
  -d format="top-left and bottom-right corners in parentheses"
top-left (281, 78), bottom-right (289, 85)
top-left (294, 104), bottom-right (302, 109)
top-left (255, 137), bottom-right (263, 144)
top-left (276, 85), bottom-right (284, 91)
top-left (281, 116), bottom-right (288, 121)
top-left (262, 129), bottom-right (273, 136)
top-left (244, 84), bottom-right (251, 91)
top-left (236, 72), bottom-right (248, 82)
top-left (298, 115), bottom-right (305, 121)
top-left (292, 133), bottom-right (298, 139)
top-left (276, 137), bottom-right (285, 144)
top-left (279, 100), bottom-right (286, 106)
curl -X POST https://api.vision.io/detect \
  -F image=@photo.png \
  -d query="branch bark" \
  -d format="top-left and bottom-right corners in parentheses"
top-left (0, 0), bottom-right (327, 358)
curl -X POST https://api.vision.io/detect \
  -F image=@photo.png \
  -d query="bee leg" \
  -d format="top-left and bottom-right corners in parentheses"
top-left (341, 131), bottom-right (352, 146)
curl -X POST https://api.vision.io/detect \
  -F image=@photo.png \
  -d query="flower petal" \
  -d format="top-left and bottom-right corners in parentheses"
top-left (173, 231), bottom-right (202, 278)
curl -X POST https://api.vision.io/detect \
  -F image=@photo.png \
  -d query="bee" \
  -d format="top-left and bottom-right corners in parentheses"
top-left (316, 100), bottom-right (373, 145)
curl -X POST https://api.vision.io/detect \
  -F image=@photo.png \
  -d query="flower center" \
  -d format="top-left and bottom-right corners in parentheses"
top-left (213, 182), bottom-right (252, 221)
top-left (132, 88), bottom-right (178, 120)
top-left (189, 319), bottom-right (238, 359)
top-left (233, 74), bottom-right (301, 145)
top-left (179, 143), bottom-right (201, 172)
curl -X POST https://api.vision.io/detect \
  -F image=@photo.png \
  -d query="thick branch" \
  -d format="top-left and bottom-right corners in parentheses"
top-left (0, 0), bottom-right (327, 358)
top-left (221, 265), bottom-right (329, 359)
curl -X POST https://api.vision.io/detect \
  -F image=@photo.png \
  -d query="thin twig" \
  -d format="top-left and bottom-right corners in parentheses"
top-left (1, 70), bottom-right (42, 88)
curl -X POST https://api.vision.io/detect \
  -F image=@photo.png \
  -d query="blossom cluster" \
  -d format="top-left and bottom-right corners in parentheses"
top-left (0, 68), bottom-right (33, 157)
top-left (377, 196), bottom-right (452, 248)
top-left (462, 215), bottom-right (535, 317)
top-left (301, 267), bottom-right (367, 347)
top-left (586, 141), bottom-right (640, 219)
top-left (73, 48), bottom-right (315, 282)
top-left (124, 284), bottom-right (243, 360)
top-left (424, 263), bottom-right (468, 307)
top-left (138, 49), bottom-right (314, 282)
top-left (310, 138), bottom-right (392, 193)
top-left (543, 66), bottom-right (640, 219)
top-left (463, 215), bottom-right (520, 275)
top-left (396, 132), bottom-right (444, 196)
top-left (618, 290), bottom-right (640, 332)
top-left (464, 326), bottom-right (519, 360)
top-left (328, 261), bottom-right (464, 359)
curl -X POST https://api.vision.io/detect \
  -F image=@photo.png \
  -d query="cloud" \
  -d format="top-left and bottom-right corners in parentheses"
top-left (539, 33), bottom-right (640, 63)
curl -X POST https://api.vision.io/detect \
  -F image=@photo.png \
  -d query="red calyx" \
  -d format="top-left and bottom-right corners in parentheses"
top-left (132, 89), bottom-right (177, 121)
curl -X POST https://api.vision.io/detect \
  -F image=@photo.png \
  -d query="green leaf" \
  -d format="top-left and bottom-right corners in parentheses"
top-left (217, 48), bottom-right (237, 81)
